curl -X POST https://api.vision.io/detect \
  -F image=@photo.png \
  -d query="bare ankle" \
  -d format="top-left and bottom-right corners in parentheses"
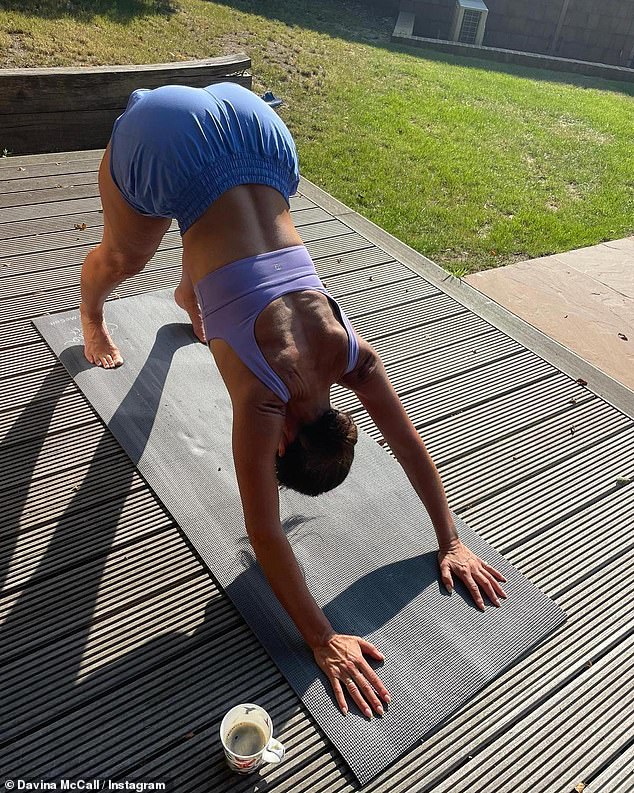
top-left (174, 286), bottom-right (198, 310)
top-left (80, 303), bottom-right (104, 322)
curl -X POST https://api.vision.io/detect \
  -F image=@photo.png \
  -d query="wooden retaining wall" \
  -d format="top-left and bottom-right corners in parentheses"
top-left (0, 54), bottom-right (252, 156)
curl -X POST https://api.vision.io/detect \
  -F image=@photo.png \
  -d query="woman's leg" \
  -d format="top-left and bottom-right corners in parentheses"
top-left (174, 263), bottom-right (205, 343)
top-left (80, 143), bottom-right (171, 368)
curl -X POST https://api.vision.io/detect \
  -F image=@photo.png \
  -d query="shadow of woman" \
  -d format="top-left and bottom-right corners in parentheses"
top-left (1, 321), bottom-right (451, 785)
top-left (227, 516), bottom-right (445, 701)
top-left (0, 323), bottom-right (200, 753)
top-left (0, 364), bottom-right (73, 597)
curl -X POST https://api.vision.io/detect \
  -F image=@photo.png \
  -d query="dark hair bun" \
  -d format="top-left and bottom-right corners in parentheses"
top-left (302, 409), bottom-right (357, 449)
top-left (276, 409), bottom-right (358, 496)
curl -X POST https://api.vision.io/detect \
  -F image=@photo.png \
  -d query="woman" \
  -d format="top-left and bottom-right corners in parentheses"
top-left (80, 82), bottom-right (507, 719)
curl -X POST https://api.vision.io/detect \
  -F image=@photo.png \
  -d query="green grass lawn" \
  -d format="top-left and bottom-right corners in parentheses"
top-left (2, 0), bottom-right (633, 275)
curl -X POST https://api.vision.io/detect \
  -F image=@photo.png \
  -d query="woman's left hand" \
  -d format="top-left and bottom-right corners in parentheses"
top-left (438, 539), bottom-right (508, 610)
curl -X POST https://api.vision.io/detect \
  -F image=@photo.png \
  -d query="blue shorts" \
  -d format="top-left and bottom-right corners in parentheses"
top-left (109, 82), bottom-right (300, 234)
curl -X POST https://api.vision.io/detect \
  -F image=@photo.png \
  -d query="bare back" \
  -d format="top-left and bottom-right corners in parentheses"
top-left (182, 184), bottom-right (351, 406)
top-left (214, 288), bottom-right (351, 406)
top-left (181, 184), bottom-right (304, 284)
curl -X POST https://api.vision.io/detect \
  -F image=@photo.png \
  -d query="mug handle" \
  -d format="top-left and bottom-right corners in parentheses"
top-left (262, 737), bottom-right (285, 764)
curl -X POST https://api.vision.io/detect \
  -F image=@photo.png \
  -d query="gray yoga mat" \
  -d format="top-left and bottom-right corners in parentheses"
top-left (35, 290), bottom-right (567, 786)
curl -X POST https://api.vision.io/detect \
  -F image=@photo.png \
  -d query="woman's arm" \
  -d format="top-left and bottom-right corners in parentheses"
top-left (232, 397), bottom-right (334, 648)
top-left (229, 387), bottom-right (390, 716)
top-left (342, 343), bottom-right (507, 609)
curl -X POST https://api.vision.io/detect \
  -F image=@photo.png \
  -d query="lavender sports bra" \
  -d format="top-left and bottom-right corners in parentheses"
top-left (193, 245), bottom-right (360, 403)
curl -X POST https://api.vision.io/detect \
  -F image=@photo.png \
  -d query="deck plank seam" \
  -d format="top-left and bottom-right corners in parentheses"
top-left (584, 734), bottom-right (634, 789)
top-left (0, 567), bottom-right (211, 674)
top-left (0, 619), bottom-right (262, 755)
top-left (0, 224), bottom-right (373, 260)
top-left (379, 347), bottom-right (532, 395)
top-left (500, 484), bottom-right (634, 572)
top-left (362, 307), bottom-right (472, 342)
top-left (433, 393), bottom-right (598, 468)
top-left (451, 422), bottom-right (634, 517)
top-left (0, 256), bottom-right (411, 304)
top-left (0, 516), bottom-right (180, 599)
top-left (0, 359), bottom-right (59, 384)
top-left (0, 232), bottom-right (363, 283)
top-left (0, 444), bottom-right (140, 494)
top-left (346, 369), bottom-right (560, 427)
top-left (1, 415), bottom-right (102, 450)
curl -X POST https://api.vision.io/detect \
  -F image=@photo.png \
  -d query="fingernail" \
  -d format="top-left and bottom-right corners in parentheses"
top-left (342, 707), bottom-right (348, 716)
top-left (385, 694), bottom-right (391, 704)
top-left (365, 708), bottom-right (372, 718)
top-left (377, 705), bottom-right (384, 716)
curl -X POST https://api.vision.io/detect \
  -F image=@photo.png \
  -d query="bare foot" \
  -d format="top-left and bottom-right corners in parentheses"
top-left (174, 285), bottom-right (206, 343)
top-left (80, 304), bottom-right (124, 368)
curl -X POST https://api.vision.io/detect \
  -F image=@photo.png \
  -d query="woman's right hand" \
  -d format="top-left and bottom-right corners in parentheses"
top-left (312, 633), bottom-right (391, 717)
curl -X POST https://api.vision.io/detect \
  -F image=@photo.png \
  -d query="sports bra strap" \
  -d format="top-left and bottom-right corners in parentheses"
top-left (194, 245), bottom-right (360, 403)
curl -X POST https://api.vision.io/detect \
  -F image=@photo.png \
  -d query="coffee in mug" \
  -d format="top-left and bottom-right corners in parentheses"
top-left (220, 703), bottom-right (285, 774)
top-left (225, 721), bottom-right (268, 756)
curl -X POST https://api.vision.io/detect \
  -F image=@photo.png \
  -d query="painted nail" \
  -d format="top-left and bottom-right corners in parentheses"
top-left (365, 709), bottom-right (372, 718)
top-left (377, 705), bottom-right (384, 716)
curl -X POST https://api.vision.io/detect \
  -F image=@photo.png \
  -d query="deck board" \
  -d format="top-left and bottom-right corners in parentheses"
top-left (1, 150), bottom-right (632, 792)
top-left (0, 170), bottom-right (99, 195)
top-left (0, 157), bottom-right (104, 182)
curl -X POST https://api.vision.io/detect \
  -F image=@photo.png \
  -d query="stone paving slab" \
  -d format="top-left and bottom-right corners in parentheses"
top-left (465, 238), bottom-right (634, 390)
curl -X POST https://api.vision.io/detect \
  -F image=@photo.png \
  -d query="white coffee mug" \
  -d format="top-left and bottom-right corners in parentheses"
top-left (220, 703), bottom-right (285, 774)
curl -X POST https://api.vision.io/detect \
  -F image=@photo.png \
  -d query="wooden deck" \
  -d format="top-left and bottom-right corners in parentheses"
top-left (1, 149), bottom-right (633, 793)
